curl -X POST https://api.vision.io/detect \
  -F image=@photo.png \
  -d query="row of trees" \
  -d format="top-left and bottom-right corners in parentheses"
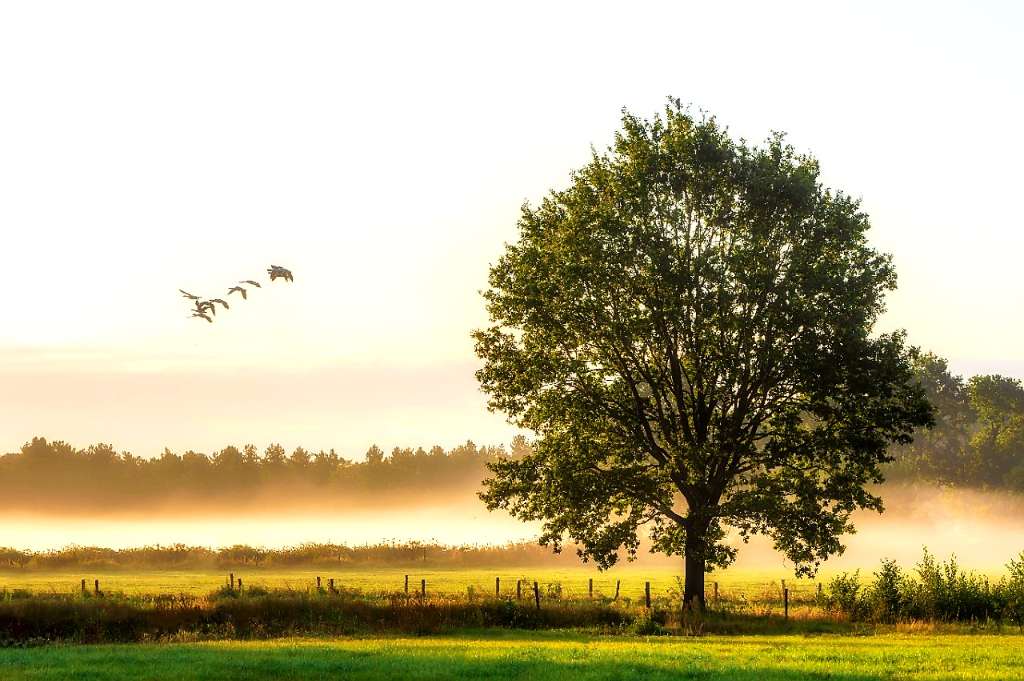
top-left (2, 351), bottom-right (1022, 513)
top-left (0, 436), bottom-right (530, 511)
top-left (891, 353), bottom-right (1024, 489)
top-left (0, 540), bottom-right (572, 571)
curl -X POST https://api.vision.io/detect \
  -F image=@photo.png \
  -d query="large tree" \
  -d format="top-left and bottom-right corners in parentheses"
top-left (474, 102), bottom-right (933, 607)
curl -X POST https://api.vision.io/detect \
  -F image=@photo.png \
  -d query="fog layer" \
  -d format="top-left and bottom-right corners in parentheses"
top-left (3, 485), bottom-right (1022, 572)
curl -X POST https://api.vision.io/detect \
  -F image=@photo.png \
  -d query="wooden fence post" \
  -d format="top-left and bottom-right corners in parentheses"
top-left (645, 582), bottom-right (651, 609)
top-left (588, 578), bottom-right (593, 599)
top-left (237, 577), bottom-right (243, 594)
top-left (615, 580), bottom-right (620, 601)
top-left (533, 581), bottom-right (540, 610)
top-left (230, 573), bottom-right (235, 592)
top-left (94, 579), bottom-right (100, 596)
top-left (713, 581), bottom-right (719, 603)
top-left (316, 576), bottom-right (321, 591)
top-left (817, 582), bottom-right (823, 596)
top-left (404, 575), bottom-right (409, 594)
top-left (81, 579), bottom-right (86, 595)
top-left (421, 579), bottom-right (426, 597)
top-left (516, 579), bottom-right (522, 600)
top-left (784, 588), bottom-right (789, 621)
top-left (329, 578), bottom-right (335, 593)
top-left (495, 577), bottom-right (500, 597)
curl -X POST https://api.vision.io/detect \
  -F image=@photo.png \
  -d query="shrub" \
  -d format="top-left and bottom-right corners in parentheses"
top-left (826, 571), bottom-right (864, 620)
top-left (908, 549), bottom-right (991, 621)
top-left (867, 559), bottom-right (907, 623)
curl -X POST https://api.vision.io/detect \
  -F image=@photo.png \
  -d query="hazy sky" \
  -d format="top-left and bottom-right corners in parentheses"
top-left (1, 1), bottom-right (1021, 458)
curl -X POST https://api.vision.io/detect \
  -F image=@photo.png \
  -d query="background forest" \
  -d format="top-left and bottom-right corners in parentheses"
top-left (3, 352), bottom-right (1024, 512)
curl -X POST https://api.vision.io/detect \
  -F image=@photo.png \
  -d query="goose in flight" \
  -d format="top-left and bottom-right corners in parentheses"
top-left (267, 265), bottom-right (294, 283)
top-left (182, 267), bottom-right (294, 325)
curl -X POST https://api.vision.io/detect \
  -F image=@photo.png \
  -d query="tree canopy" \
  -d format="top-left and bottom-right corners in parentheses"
top-left (891, 354), bottom-right (1024, 489)
top-left (474, 101), bottom-right (933, 605)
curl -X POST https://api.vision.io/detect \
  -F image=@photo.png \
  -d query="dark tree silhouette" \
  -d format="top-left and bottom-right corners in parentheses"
top-left (475, 102), bottom-right (933, 607)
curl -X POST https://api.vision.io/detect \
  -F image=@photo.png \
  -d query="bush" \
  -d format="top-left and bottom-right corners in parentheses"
top-left (823, 549), bottom-right (1023, 624)
top-left (826, 571), bottom-right (864, 620)
top-left (867, 559), bottom-right (907, 623)
top-left (907, 549), bottom-right (991, 621)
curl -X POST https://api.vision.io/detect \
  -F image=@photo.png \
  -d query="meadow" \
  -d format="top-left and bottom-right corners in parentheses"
top-left (0, 566), bottom-right (821, 603)
top-left (2, 631), bottom-right (1023, 680)
top-left (3, 553), bottom-right (1023, 681)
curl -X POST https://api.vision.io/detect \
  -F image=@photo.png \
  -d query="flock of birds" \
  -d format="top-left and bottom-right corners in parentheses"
top-left (180, 265), bottom-right (294, 323)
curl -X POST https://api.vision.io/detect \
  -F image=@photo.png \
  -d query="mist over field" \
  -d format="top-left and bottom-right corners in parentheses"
top-left (3, 483), bottom-right (1022, 573)
top-left (728, 485), bottom-right (1024, 572)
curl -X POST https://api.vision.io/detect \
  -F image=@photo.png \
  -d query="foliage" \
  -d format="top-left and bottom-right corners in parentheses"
top-left (890, 357), bottom-right (1024, 490)
top-left (826, 549), bottom-right (1023, 624)
top-left (825, 571), bottom-right (865, 621)
top-left (868, 559), bottom-right (907, 623)
top-left (475, 100), bottom-right (932, 603)
top-left (0, 436), bottom-right (520, 512)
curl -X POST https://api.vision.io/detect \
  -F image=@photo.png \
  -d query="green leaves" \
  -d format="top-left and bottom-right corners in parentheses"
top-left (475, 100), bottom-right (933, 593)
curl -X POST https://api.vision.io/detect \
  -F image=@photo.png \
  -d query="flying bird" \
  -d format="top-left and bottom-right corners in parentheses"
top-left (182, 266), bottom-right (295, 326)
top-left (267, 265), bottom-right (294, 283)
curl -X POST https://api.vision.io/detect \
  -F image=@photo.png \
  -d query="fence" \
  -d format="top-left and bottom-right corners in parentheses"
top-left (29, 573), bottom-right (821, 615)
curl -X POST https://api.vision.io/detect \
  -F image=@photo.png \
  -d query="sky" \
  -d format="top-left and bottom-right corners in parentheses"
top-left (1, 1), bottom-right (1022, 459)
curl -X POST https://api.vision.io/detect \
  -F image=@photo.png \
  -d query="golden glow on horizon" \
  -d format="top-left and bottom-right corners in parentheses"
top-left (1, 1), bottom-right (1022, 456)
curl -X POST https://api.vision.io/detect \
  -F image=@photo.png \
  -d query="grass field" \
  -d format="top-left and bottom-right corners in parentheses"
top-left (0, 566), bottom-right (821, 602)
top-left (2, 630), bottom-right (1022, 680)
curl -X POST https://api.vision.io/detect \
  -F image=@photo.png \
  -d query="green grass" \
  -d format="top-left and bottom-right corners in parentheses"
top-left (0, 566), bottom-right (820, 602)
top-left (2, 631), bottom-right (1022, 680)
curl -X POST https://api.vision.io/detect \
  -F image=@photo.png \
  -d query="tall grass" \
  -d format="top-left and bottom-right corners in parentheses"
top-left (0, 589), bottom-right (644, 644)
top-left (3, 549), bottom-right (1024, 645)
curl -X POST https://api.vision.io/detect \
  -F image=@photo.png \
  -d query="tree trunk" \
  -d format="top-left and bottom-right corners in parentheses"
top-left (683, 536), bottom-right (706, 610)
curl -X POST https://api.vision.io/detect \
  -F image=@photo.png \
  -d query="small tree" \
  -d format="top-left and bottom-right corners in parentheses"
top-left (474, 101), bottom-right (932, 606)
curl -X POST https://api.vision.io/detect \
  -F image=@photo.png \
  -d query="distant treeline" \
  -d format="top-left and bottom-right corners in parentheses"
top-left (0, 437), bottom-right (529, 511)
top-left (4, 350), bottom-right (1024, 514)
top-left (890, 353), bottom-right (1024, 490)
top-left (0, 541), bottom-right (574, 571)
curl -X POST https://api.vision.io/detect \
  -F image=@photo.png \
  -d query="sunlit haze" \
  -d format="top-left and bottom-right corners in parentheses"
top-left (2, 1), bottom-right (1022, 458)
